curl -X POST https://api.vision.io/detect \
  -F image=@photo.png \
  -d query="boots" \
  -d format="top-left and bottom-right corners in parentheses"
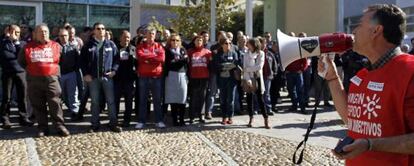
top-left (247, 117), bottom-right (253, 127)
top-left (171, 110), bottom-right (179, 126)
top-left (179, 110), bottom-right (185, 126)
top-left (264, 118), bottom-right (270, 129)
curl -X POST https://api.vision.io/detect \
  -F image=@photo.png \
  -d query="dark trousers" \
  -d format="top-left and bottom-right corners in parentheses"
top-left (217, 77), bottom-right (237, 118)
top-left (27, 76), bottom-right (64, 131)
top-left (0, 72), bottom-right (28, 122)
top-left (247, 78), bottom-right (268, 119)
top-left (189, 78), bottom-right (208, 120)
top-left (170, 104), bottom-right (185, 124)
top-left (270, 73), bottom-right (284, 106)
top-left (114, 79), bottom-right (135, 125)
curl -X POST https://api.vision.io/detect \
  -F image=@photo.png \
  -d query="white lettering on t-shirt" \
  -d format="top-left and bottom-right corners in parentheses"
top-left (30, 47), bottom-right (53, 62)
top-left (192, 56), bottom-right (207, 67)
top-left (347, 118), bottom-right (382, 137)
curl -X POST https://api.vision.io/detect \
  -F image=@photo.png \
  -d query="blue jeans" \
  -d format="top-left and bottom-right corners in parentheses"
top-left (286, 72), bottom-right (305, 109)
top-left (89, 77), bottom-right (117, 127)
top-left (263, 79), bottom-right (272, 112)
top-left (217, 77), bottom-right (236, 118)
top-left (205, 74), bottom-right (217, 114)
top-left (60, 71), bottom-right (79, 114)
top-left (138, 77), bottom-right (163, 123)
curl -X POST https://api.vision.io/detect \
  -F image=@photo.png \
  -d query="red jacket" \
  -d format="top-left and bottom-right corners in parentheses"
top-left (136, 41), bottom-right (165, 77)
top-left (347, 54), bottom-right (414, 166)
top-left (24, 41), bottom-right (61, 76)
top-left (188, 47), bottom-right (212, 79)
top-left (285, 58), bottom-right (308, 72)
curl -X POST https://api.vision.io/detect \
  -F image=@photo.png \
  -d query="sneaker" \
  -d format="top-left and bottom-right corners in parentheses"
top-left (88, 126), bottom-right (100, 133)
top-left (109, 126), bottom-right (122, 133)
top-left (205, 112), bottom-right (212, 120)
top-left (19, 118), bottom-right (34, 127)
top-left (2, 119), bottom-right (11, 129)
top-left (156, 122), bottom-right (166, 128)
top-left (135, 123), bottom-right (145, 129)
top-left (37, 130), bottom-right (49, 137)
top-left (57, 126), bottom-right (70, 137)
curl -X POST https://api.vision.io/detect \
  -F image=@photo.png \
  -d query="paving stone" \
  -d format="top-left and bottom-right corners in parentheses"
top-left (201, 129), bottom-right (344, 166)
top-left (0, 139), bottom-right (29, 166)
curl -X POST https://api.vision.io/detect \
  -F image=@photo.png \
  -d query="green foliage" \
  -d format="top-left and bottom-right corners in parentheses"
top-left (227, 5), bottom-right (264, 37)
top-left (168, 0), bottom-right (236, 39)
top-left (148, 16), bottom-right (166, 32)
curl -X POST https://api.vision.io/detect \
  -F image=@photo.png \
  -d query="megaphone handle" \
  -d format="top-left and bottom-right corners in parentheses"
top-left (317, 53), bottom-right (335, 78)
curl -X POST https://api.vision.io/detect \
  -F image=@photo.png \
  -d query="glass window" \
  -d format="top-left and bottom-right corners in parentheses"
top-left (47, 0), bottom-right (88, 3)
top-left (43, 2), bottom-right (87, 28)
top-left (403, 7), bottom-right (414, 15)
top-left (89, 5), bottom-right (129, 37)
top-left (407, 24), bottom-right (414, 33)
top-left (89, 0), bottom-right (129, 6)
top-left (0, 5), bottom-right (36, 31)
top-left (407, 16), bottom-right (414, 24)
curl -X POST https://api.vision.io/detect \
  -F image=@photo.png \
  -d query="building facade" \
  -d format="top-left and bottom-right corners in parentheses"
top-left (0, 0), bottom-right (185, 39)
top-left (0, 0), bottom-right (130, 37)
top-left (263, 0), bottom-right (342, 38)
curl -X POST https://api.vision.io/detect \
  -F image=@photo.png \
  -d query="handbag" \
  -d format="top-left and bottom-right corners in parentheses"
top-left (241, 78), bottom-right (257, 93)
top-left (233, 65), bottom-right (243, 81)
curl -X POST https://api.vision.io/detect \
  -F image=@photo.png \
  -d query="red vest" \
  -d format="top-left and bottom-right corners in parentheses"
top-left (346, 54), bottom-right (414, 166)
top-left (24, 41), bottom-right (61, 76)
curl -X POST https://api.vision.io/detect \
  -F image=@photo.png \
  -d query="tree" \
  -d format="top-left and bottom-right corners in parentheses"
top-left (227, 4), bottom-right (264, 37)
top-left (148, 16), bottom-right (166, 32)
top-left (168, 0), bottom-right (236, 39)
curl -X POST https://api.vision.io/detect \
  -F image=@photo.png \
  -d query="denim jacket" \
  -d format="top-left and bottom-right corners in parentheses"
top-left (81, 38), bottom-right (119, 78)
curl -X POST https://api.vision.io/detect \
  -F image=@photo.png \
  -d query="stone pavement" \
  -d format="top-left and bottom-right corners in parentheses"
top-left (0, 92), bottom-right (347, 165)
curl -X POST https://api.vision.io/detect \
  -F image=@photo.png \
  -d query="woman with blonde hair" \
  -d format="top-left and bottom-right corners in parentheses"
top-left (164, 34), bottom-right (189, 126)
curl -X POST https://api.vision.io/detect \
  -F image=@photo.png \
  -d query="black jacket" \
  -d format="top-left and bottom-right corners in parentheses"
top-left (164, 47), bottom-right (188, 74)
top-left (0, 37), bottom-right (26, 74)
top-left (59, 43), bottom-right (80, 75)
top-left (212, 49), bottom-right (239, 78)
top-left (113, 45), bottom-right (136, 82)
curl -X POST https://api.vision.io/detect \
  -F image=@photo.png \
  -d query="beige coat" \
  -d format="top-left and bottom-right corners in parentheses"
top-left (243, 50), bottom-right (265, 94)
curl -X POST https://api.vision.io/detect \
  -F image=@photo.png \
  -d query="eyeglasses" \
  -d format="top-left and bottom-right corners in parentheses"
top-left (96, 27), bottom-right (105, 30)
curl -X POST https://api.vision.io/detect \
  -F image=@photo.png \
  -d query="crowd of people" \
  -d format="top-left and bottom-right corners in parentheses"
top-left (0, 22), bottom-right (316, 137)
top-left (1, 3), bottom-right (414, 165)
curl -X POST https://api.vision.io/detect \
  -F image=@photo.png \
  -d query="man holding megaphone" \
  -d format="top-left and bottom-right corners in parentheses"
top-left (279, 4), bottom-right (414, 165)
top-left (317, 4), bottom-right (414, 166)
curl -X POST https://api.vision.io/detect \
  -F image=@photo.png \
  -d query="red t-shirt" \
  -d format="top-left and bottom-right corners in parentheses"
top-left (346, 54), bottom-right (414, 166)
top-left (188, 47), bottom-right (212, 79)
top-left (24, 41), bottom-right (61, 76)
